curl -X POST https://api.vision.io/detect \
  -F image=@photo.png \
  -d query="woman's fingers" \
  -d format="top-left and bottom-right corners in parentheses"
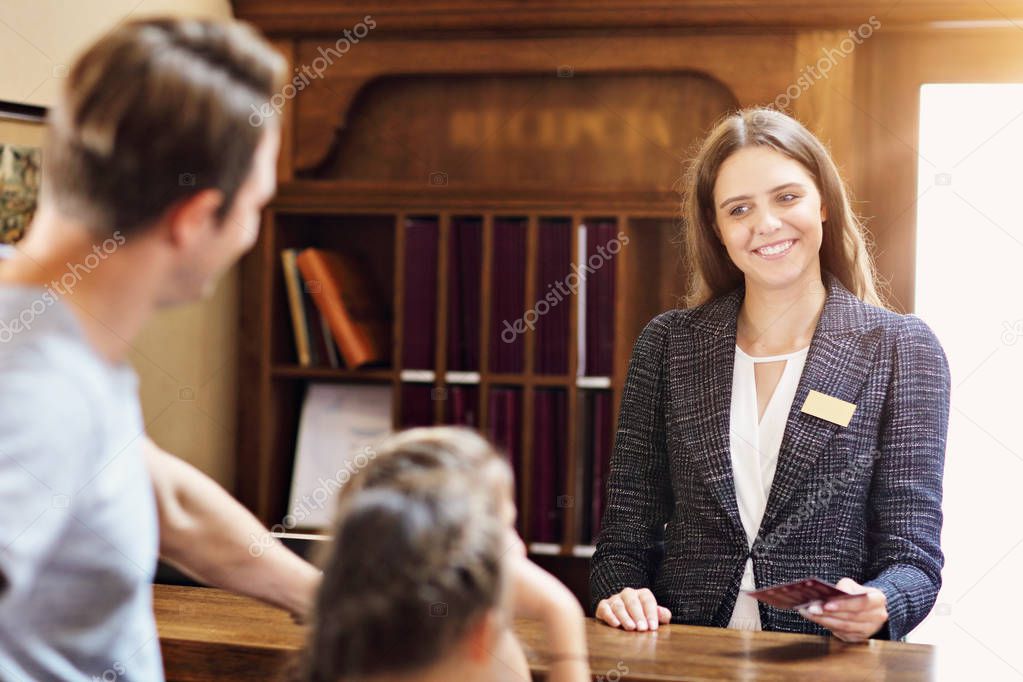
top-left (596, 589), bottom-right (670, 631)
top-left (800, 607), bottom-right (871, 626)
top-left (801, 612), bottom-right (873, 642)
top-left (836, 577), bottom-right (867, 594)
top-left (799, 596), bottom-right (887, 643)
top-left (610, 597), bottom-right (636, 630)
top-left (620, 589), bottom-right (650, 631)
top-left (595, 599), bottom-right (621, 628)
top-left (637, 589), bottom-right (661, 631)
top-left (821, 595), bottom-right (876, 618)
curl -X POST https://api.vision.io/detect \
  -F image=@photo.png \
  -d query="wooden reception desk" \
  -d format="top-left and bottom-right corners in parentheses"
top-left (154, 584), bottom-right (940, 681)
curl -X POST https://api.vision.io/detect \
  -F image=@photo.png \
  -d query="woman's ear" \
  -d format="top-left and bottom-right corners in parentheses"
top-left (820, 203), bottom-right (828, 223)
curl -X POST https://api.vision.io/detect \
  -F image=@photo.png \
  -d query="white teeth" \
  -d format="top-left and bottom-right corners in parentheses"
top-left (756, 240), bottom-right (793, 256)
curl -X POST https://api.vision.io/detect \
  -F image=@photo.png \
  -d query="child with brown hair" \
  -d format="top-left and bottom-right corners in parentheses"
top-left (303, 426), bottom-right (590, 682)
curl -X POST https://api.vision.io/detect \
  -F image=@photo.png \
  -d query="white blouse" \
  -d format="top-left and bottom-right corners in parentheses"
top-left (727, 343), bottom-right (810, 631)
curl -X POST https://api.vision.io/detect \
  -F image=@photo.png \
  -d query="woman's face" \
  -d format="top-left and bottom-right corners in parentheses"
top-left (712, 146), bottom-right (826, 293)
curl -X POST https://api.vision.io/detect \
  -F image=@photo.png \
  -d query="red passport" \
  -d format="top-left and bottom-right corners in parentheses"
top-left (745, 578), bottom-right (868, 610)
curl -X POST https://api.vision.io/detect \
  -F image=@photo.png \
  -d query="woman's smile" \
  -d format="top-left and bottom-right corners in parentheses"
top-left (753, 238), bottom-right (797, 260)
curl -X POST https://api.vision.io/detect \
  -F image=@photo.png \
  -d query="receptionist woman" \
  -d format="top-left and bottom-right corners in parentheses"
top-left (590, 108), bottom-right (950, 643)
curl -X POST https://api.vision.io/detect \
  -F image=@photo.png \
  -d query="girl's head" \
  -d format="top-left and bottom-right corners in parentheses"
top-left (303, 427), bottom-right (518, 682)
top-left (681, 107), bottom-right (883, 307)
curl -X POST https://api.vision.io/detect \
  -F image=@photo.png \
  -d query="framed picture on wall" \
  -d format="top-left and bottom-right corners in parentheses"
top-left (0, 100), bottom-right (46, 245)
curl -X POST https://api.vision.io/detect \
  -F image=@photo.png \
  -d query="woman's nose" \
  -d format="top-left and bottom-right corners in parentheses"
top-left (755, 208), bottom-right (783, 236)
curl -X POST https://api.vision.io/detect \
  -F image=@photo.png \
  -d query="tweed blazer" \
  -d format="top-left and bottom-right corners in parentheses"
top-left (590, 273), bottom-right (950, 641)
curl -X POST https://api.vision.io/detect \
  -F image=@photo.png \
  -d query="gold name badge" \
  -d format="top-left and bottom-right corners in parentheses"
top-left (800, 390), bottom-right (857, 427)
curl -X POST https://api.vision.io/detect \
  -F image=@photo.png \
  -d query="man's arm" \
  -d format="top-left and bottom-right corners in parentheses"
top-left (144, 438), bottom-right (321, 618)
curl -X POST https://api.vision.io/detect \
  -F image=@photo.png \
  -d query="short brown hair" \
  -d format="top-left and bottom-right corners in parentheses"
top-left (303, 427), bottom-right (512, 682)
top-left (681, 107), bottom-right (885, 308)
top-left (43, 18), bottom-right (286, 234)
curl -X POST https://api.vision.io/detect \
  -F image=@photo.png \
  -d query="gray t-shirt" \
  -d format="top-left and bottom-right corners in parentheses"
top-left (0, 287), bottom-right (161, 681)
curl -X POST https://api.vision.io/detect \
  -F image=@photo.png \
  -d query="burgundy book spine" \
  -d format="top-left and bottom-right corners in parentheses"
top-left (487, 388), bottom-right (522, 531)
top-left (532, 389), bottom-right (568, 543)
top-left (399, 384), bottom-right (434, 428)
top-left (402, 217), bottom-right (439, 369)
top-left (447, 217), bottom-right (483, 371)
top-left (444, 385), bottom-right (479, 427)
top-left (532, 390), bottom-right (555, 542)
top-left (584, 220), bottom-right (617, 376)
top-left (489, 218), bottom-right (527, 373)
top-left (534, 218), bottom-right (572, 375)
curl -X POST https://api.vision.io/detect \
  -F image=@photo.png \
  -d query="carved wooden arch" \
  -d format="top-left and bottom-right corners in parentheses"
top-left (288, 32), bottom-right (799, 174)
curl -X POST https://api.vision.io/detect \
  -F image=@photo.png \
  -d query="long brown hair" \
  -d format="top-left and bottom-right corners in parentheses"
top-left (680, 107), bottom-right (884, 308)
top-left (302, 427), bottom-right (513, 682)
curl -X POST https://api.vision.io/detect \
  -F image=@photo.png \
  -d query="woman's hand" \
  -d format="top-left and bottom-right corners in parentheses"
top-left (595, 587), bottom-right (672, 631)
top-left (798, 577), bottom-right (888, 643)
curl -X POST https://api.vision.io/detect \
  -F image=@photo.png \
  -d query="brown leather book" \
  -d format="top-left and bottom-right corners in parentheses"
top-left (294, 248), bottom-right (390, 368)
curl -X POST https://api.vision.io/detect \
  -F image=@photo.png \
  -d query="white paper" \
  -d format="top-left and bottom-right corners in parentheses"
top-left (287, 383), bottom-right (393, 529)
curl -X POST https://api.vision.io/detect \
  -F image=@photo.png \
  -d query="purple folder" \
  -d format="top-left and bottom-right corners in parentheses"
top-left (584, 220), bottom-right (617, 376)
top-left (532, 388), bottom-right (568, 543)
top-left (447, 217), bottom-right (482, 371)
top-left (402, 217), bottom-right (439, 369)
top-left (489, 218), bottom-right (527, 373)
top-left (534, 218), bottom-right (572, 374)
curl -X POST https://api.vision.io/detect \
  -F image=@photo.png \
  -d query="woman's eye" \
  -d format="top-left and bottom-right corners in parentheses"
top-left (729, 205), bottom-right (749, 217)
top-left (779, 193), bottom-right (799, 202)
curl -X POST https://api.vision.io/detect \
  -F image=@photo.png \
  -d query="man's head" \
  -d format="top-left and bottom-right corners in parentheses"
top-left (42, 18), bottom-right (286, 303)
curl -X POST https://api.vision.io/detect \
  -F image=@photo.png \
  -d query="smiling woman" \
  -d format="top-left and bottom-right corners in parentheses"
top-left (682, 108), bottom-right (882, 310)
top-left (590, 107), bottom-right (951, 644)
top-left (715, 147), bottom-right (826, 299)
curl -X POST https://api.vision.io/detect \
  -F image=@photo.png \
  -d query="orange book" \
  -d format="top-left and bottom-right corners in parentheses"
top-left (294, 248), bottom-right (390, 368)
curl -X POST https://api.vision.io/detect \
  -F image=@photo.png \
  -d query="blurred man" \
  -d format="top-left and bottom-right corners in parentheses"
top-left (0, 18), bottom-right (319, 681)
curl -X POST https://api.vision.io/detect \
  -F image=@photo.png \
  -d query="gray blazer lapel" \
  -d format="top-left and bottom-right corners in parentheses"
top-left (757, 275), bottom-right (883, 536)
top-left (674, 287), bottom-right (746, 543)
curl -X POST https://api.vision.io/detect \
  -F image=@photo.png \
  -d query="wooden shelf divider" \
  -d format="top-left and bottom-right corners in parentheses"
top-left (563, 212), bottom-right (585, 553)
top-left (434, 212), bottom-right (452, 424)
top-left (478, 213), bottom-right (495, 431)
top-left (271, 366), bottom-right (396, 382)
top-left (392, 211), bottom-right (408, 431)
top-left (520, 214), bottom-right (539, 545)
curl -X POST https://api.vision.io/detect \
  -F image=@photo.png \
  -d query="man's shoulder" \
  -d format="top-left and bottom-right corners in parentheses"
top-left (0, 289), bottom-right (107, 392)
top-left (0, 316), bottom-right (105, 456)
top-left (1, 337), bottom-right (104, 400)
top-left (0, 365), bottom-right (99, 436)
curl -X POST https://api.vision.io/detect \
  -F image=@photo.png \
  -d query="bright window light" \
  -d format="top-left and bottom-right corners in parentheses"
top-left (913, 83), bottom-right (1023, 676)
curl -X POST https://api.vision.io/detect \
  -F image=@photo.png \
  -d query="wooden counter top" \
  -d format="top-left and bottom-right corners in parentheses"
top-left (154, 584), bottom-right (938, 681)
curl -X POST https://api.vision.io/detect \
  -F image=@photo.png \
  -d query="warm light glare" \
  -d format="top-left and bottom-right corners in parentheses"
top-left (913, 84), bottom-right (1023, 676)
